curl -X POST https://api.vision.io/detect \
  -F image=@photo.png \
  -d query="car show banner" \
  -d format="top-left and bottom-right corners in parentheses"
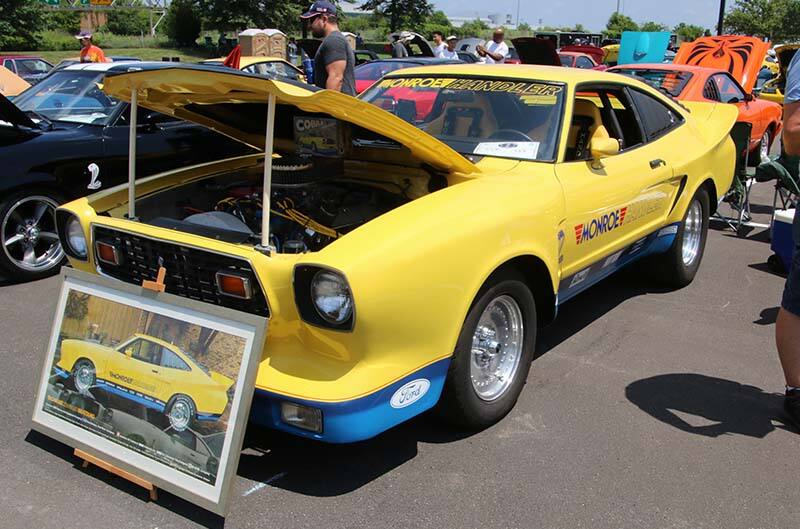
top-left (31, 268), bottom-right (267, 515)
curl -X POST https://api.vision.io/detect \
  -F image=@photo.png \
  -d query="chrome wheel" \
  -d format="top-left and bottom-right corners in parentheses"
top-left (1, 195), bottom-right (63, 273)
top-left (759, 132), bottom-right (771, 163)
top-left (168, 396), bottom-right (194, 432)
top-left (73, 360), bottom-right (95, 394)
top-left (682, 199), bottom-right (703, 266)
top-left (470, 294), bottom-right (524, 401)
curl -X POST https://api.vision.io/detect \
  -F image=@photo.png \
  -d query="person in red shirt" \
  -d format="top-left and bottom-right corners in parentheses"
top-left (75, 31), bottom-right (107, 63)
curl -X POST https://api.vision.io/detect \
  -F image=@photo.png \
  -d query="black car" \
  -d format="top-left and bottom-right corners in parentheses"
top-left (0, 62), bottom-right (251, 281)
top-left (354, 57), bottom-right (463, 94)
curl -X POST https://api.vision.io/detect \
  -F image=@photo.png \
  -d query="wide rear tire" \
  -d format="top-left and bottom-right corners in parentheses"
top-left (653, 188), bottom-right (710, 288)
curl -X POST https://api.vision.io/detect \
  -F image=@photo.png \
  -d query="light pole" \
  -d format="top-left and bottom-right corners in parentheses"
top-left (717, 0), bottom-right (726, 35)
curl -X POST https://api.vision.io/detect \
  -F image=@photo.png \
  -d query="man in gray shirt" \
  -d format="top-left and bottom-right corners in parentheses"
top-left (300, 1), bottom-right (356, 96)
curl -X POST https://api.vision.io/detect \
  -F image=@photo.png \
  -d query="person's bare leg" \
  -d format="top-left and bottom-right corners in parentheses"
top-left (777, 308), bottom-right (800, 387)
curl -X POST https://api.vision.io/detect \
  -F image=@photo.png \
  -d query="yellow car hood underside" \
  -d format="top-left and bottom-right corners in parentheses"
top-left (101, 65), bottom-right (478, 176)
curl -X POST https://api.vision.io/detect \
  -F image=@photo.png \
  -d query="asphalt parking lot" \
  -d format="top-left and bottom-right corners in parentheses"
top-left (1, 182), bottom-right (797, 529)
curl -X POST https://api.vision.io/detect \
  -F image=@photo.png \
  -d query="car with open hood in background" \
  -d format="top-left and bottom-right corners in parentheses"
top-left (760, 44), bottom-right (799, 106)
top-left (55, 62), bottom-right (737, 443)
top-left (609, 36), bottom-right (782, 165)
top-left (0, 61), bottom-right (251, 282)
top-left (0, 55), bottom-right (53, 85)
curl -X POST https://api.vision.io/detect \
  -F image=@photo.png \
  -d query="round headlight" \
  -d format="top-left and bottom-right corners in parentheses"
top-left (65, 216), bottom-right (87, 258)
top-left (310, 270), bottom-right (353, 324)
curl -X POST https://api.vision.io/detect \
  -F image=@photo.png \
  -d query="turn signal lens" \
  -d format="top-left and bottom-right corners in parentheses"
top-left (95, 241), bottom-right (119, 265)
top-left (280, 402), bottom-right (323, 433)
top-left (215, 271), bottom-right (252, 299)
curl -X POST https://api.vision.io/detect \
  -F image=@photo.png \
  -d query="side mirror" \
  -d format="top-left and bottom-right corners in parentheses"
top-left (138, 111), bottom-right (163, 132)
top-left (590, 136), bottom-right (620, 160)
top-left (744, 92), bottom-right (754, 102)
top-left (125, 348), bottom-right (133, 358)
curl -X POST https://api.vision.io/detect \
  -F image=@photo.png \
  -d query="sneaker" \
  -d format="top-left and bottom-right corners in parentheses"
top-left (783, 389), bottom-right (800, 431)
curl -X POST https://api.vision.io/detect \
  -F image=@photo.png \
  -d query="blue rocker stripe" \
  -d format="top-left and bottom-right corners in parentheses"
top-left (249, 357), bottom-right (451, 443)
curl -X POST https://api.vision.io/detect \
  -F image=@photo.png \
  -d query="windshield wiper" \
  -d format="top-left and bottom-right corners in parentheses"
top-left (24, 110), bottom-right (53, 130)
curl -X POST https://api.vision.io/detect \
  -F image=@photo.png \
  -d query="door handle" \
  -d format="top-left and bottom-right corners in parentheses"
top-left (151, 369), bottom-right (159, 374)
top-left (650, 159), bottom-right (666, 169)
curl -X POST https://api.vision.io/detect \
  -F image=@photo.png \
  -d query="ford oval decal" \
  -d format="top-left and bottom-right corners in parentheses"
top-left (390, 379), bottom-right (430, 409)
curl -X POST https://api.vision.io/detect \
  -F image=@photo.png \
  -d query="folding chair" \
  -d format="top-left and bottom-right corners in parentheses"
top-left (714, 122), bottom-right (760, 234)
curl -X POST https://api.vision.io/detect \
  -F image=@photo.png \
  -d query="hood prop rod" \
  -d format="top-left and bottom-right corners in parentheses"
top-left (127, 87), bottom-right (138, 222)
top-left (256, 93), bottom-right (276, 255)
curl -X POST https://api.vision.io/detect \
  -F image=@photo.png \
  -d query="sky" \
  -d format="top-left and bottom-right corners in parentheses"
top-left (430, 0), bottom-right (724, 32)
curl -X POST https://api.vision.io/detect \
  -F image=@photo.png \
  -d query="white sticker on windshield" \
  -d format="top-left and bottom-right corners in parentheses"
top-left (474, 141), bottom-right (539, 160)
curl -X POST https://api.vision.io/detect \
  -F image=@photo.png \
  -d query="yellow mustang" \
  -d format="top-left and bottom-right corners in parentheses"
top-left (760, 44), bottom-right (799, 105)
top-left (55, 333), bottom-right (233, 431)
top-left (55, 63), bottom-right (737, 442)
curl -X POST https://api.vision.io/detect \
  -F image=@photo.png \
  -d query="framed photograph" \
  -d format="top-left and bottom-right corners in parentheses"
top-left (31, 268), bottom-right (267, 515)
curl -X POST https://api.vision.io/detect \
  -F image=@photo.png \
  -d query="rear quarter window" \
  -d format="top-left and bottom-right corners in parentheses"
top-left (628, 89), bottom-right (684, 142)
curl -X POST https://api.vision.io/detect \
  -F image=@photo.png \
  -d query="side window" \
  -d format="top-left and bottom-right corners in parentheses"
top-left (115, 105), bottom-right (180, 127)
top-left (576, 56), bottom-right (594, 69)
top-left (3, 59), bottom-right (14, 73)
top-left (242, 64), bottom-right (259, 74)
top-left (702, 79), bottom-right (720, 101)
top-left (120, 339), bottom-right (140, 357)
top-left (161, 348), bottom-right (190, 371)
top-left (712, 74), bottom-right (746, 104)
top-left (132, 340), bottom-right (163, 365)
top-left (628, 89), bottom-right (683, 142)
top-left (567, 87), bottom-right (644, 161)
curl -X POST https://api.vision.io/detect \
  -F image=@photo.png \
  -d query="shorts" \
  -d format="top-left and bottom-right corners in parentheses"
top-left (782, 208), bottom-right (800, 316)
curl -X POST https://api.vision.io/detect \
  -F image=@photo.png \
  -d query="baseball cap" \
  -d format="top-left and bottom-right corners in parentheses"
top-left (446, 35), bottom-right (458, 41)
top-left (300, 1), bottom-right (337, 19)
top-left (75, 30), bottom-right (92, 40)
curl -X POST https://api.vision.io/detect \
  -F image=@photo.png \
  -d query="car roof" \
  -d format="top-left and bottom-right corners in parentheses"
top-left (383, 63), bottom-right (638, 83)
top-left (0, 55), bottom-right (44, 59)
top-left (62, 61), bottom-right (157, 72)
top-left (371, 57), bottom-right (462, 64)
top-left (609, 63), bottom-right (724, 76)
top-left (558, 51), bottom-right (588, 58)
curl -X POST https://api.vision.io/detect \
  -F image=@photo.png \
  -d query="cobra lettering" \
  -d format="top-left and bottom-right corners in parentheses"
top-left (574, 207), bottom-right (628, 244)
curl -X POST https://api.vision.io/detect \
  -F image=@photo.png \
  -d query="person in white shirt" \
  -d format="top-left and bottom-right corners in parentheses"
top-left (477, 27), bottom-right (509, 64)
top-left (440, 36), bottom-right (459, 59)
top-left (432, 31), bottom-right (446, 58)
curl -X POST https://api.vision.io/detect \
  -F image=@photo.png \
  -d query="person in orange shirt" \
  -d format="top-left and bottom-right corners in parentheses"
top-left (75, 31), bottom-right (107, 63)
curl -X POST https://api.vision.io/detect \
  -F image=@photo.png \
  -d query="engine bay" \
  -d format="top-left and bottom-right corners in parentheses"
top-left (134, 156), bottom-right (416, 253)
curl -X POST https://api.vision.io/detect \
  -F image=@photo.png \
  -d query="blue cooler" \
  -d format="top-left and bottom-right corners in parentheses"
top-left (772, 209), bottom-right (796, 271)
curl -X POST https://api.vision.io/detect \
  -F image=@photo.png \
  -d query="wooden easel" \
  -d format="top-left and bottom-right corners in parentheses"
top-left (73, 267), bottom-right (168, 501)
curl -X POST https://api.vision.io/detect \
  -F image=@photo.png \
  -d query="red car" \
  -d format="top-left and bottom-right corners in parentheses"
top-left (558, 45), bottom-right (608, 70)
top-left (353, 57), bottom-right (462, 94)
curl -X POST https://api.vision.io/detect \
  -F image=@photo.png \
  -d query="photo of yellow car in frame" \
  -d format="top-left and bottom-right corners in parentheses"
top-left (55, 63), bottom-right (737, 443)
top-left (55, 333), bottom-right (234, 431)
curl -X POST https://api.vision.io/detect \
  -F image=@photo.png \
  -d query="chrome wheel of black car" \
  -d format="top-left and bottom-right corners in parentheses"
top-left (0, 193), bottom-right (64, 279)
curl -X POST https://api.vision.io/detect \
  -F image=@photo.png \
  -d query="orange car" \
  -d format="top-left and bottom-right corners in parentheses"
top-left (610, 36), bottom-right (783, 164)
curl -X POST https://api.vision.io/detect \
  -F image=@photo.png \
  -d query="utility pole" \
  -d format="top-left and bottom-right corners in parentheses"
top-left (716, 0), bottom-right (726, 35)
top-left (516, 0), bottom-right (520, 26)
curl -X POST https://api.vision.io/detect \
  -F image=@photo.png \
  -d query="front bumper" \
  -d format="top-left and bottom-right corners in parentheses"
top-left (249, 357), bottom-right (451, 443)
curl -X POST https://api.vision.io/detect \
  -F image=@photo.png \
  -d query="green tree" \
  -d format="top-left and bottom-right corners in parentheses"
top-left (673, 22), bottom-right (706, 42)
top-left (457, 18), bottom-right (489, 38)
top-left (640, 21), bottom-right (668, 32)
top-left (41, 2), bottom-right (81, 34)
top-left (605, 12), bottom-right (639, 38)
top-left (724, 0), bottom-right (800, 41)
top-left (164, 0), bottom-right (202, 46)
top-left (420, 10), bottom-right (453, 39)
top-left (517, 22), bottom-right (532, 33)
top-left (360, 0), bottom-right (433, 32)
top-left (105, 9), bottom-right (150, 36)
top-left (0, 0), bottom-right (43, 50)
top-left (199, 0), bottom-right (308, 33)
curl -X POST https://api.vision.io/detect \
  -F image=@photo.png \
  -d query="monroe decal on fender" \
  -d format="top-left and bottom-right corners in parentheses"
top-left (574, 207), bottom-right (628, 244)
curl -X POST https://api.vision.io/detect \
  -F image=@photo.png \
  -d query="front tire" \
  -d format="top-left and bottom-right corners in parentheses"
top-left (70, 359), bottom-right (96, 395)
top-left (437, 271), bottom-right (537, 429)
top-left (654, 188), bottom-right (710, 288)
top-left (0, 190), bottom-right (66, 281)
top-left (167, 394), bottom-right (196, 432)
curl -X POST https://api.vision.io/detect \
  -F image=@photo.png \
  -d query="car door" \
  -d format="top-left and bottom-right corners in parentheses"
top-left (555, 85), bottom-right (682, 299)
top-left (576, 56), bottom-right (595, 69)
top-left (118, 338), bottom-right (164, 400)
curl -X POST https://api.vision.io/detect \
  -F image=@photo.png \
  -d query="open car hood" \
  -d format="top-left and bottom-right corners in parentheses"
top-left (0, 92), bottom-right (36, 129)
top-left (617, 31), bottom-right (671, 65)
top-left (511, 37), bottom-right (561, 66)
top-left (388, 32), bottom-right (434, 57)
top-left (674, 36), bottom-right (770, 93)
top-left (776, 44), bottom-right (800, 77)
top-left (560, 45), bottom-right (604, 64)
top-left (101, 64), bottom-right (477, 175)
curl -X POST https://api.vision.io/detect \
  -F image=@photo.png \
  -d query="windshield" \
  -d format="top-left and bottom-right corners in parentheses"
top-left (360, 76), bottom-right (566, 162)
top-left (611, 68), bottom-right (692, 98)
top-left (13, 70), bottom-right (121, 125)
